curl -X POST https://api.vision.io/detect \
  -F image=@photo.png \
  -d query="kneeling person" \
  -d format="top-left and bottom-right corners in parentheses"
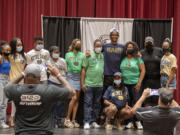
top-left (103, 72), bottom-right (131, 129)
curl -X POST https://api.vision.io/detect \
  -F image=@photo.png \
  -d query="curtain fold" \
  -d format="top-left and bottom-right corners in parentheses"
top-left (132, 19), bottom-right (172, 49)
top-left (43, 17), bottom-right (81, 57)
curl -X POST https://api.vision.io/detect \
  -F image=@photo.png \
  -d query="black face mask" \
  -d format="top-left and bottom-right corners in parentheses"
top-left (75, 46), bottom-right (81, 51)
top-left (126, 49), bottom-right (134, 55)
top-left (3, 52), bottom-right (10, 57)
top-left (146, 44), bottom-right (153, 54)
top-left (163, 48), bottom-right (170, 54)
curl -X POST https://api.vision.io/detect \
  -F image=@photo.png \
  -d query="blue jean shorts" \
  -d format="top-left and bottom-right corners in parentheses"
top-left (161, 74), bottom-right (176, 90)
top-left (67, 72), bottom-right (81, 91)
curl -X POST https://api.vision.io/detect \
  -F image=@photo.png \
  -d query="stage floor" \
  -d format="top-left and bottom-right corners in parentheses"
top-left (1, 122), bottom-right (180, 135)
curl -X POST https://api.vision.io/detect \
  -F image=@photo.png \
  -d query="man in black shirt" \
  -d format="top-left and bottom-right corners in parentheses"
top-left (4, 64), bottom-right (75, 135)
top-left (132, 88), bottom-right (180, 135)
top-left (140, 36), bottom-right (163, 105)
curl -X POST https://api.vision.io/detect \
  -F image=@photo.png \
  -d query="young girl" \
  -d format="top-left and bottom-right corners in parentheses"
top-left (9, 38), bottom-right (26, 127)
top-left (0, 41), bottom-right (11, 128)
top-left (64, 39), bottom-right (85, 128)
top-left (103, 72), bottom-right (131, 129)
top-left (47, 46), bottom-right (68, 127)
top-left (160, 38), bottom-right (177, 93)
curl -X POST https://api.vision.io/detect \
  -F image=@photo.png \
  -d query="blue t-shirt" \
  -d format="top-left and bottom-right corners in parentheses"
top-left (103, 86), bottom-right (129, 109)
top-left (0, 59), bottom-right (11, 75)
top-left (102, 43), bottom-right (124, 75)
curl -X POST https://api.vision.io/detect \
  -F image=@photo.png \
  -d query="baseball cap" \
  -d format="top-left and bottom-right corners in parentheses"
top-left (110, 28), bottom-right (119, 33)
top-left (114, 72), bottom-right (122, 77)
top-left (159, 88), bottom-right (173, 105)
top-left (25, 64), bottom-right (41, 77)
top-left (145, 36), bottom-right (154, 43)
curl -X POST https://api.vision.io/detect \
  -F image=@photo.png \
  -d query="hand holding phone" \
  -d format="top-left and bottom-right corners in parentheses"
top-left (150, 89), bottom-right (159, 96)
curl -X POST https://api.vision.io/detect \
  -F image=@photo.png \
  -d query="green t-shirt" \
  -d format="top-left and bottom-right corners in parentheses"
top-left (120, 57), bottom-right (144, 84)
top-left (65, 52), bottom-right (85, 73)
top-left (82, 52), bottom-right (104, 87)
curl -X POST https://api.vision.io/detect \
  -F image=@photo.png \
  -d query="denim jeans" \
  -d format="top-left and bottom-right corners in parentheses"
top-left (48, 80), bottom-right (69, 120)
top-left (84, 86), bottom-right (103, 124)
top-left (0, 75), bottom-right (9, 124)
top-left (161, 74), bottom-right (176, 90)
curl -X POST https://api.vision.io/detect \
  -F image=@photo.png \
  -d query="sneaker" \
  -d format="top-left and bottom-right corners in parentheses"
top-left (105, 124), bottom-right (113, 130)
top-left (0, 122), bottom-right (9, 129)
top-left (84, 123), bottom-right (90, 129)
top-left (126, 122), bottom-right (134, 129)
top-left (72, 120), bottom-right (80, 128)
top-left (64, 119), bottom-right (74, 128)
top-left (135, 121), bottom-right (143, 130)
top-left (91, 122), bottom-right (100, 128)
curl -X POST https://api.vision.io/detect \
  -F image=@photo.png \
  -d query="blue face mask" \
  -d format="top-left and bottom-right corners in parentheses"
top-left (16, 46), bottom-right (23, 52)
top-left (114, 80), bottom-right (121, 85)
top-left (36, 44), bottom-right (44, 51)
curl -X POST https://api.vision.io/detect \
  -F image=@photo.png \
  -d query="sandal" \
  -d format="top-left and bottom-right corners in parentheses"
top-left (64, 119), bottom-right (74, 128)
top-left (105, 124), bottom-right (113, 130)
top-left (72, 120), bottom-right (80, 128)
top-left (9, 117), bottom-right (15, 127)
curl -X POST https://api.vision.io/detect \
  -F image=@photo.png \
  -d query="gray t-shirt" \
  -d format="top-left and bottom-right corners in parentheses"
top-left (136, 106), bottom-right (180, 135)
top-left (5, 84), bottom-right (70, 135)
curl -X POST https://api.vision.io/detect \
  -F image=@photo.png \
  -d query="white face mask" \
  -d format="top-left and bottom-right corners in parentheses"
top-left (52, 53), bottom-right (59, 59)
top-left (36, 44), bottom-right (44, 51)
top-left (16, 46), bottom-right (23, 52)
top-left (114, 80), bottom-right (121, 85)
top-left (95, 47), bottom-right (102, 54)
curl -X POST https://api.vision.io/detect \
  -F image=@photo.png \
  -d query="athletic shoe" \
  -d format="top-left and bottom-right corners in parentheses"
top-left (0, 122), bottom-right (9, 129)
top-left (125, 122), bottom-right (134, 129)
top-left (91, 122), bottom-right (100, 128)
top-left (135, 121), bottom-right (143, 130)
top-left (84, 123), bottom-right (90, 129)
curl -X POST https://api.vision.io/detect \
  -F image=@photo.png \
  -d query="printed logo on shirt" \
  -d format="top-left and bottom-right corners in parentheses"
top-left (106, 47), bottom-right (122, 53)
top-left (68, 57), bottom-right (83, 62)
top-left (31, 54), bottom-right (48, 61)
top-left (73, 62), bottom-right (79, 66)
top-left (161, 59), bottom-right (170, 70)
top-left (20, 94), bottom-right (42, 106)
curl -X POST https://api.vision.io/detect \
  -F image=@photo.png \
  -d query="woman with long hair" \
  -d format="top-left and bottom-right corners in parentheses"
top-left (9, 38), bottom-right (26, 127)
top-left (160, 38), bottom-right (177, 93)
top-left (0, 41), bottom-right (11, 128)
top-left (64, 39), bottom-right (85, 128)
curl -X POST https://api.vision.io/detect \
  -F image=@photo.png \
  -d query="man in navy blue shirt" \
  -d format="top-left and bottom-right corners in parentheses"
top-left (100, 28), bottom-right (124, 123)
top-left (102, 28), bottom-right (124, 93)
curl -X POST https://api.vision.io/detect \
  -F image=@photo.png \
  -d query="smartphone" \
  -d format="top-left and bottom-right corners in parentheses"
top-left (150, 89), bottom-right (159, 96)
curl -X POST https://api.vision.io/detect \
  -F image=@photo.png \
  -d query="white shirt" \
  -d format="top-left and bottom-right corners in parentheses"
top-left (26, 49), bottom-right (50, 81)
top-left (47, 57), bottom-right (67, 84)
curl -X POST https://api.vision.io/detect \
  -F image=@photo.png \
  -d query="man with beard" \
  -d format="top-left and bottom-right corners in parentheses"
top-left (140, 36), bottom-right (163, 106)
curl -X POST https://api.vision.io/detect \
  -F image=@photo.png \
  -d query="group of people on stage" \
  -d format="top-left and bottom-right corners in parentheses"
top-left (0, 28), bottom-right (178, 133)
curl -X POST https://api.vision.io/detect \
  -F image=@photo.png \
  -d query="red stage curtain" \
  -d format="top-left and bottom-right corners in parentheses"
top-left (0, 0), bottom-right (180, 102)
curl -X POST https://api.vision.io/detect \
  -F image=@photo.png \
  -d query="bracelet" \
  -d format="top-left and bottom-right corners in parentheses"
top-left (56, 73), bottom-right (61, 78)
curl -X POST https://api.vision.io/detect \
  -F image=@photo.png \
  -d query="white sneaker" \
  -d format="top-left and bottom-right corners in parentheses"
top-left (91, 122), bottom-right (100, 128)
top-left (84, 123), bottom-right (90, 129)
top-left (126, 122), bottom-right (134, 129)
top-left (135, 121), bottom-right (143, 130)
top-left (0, 122), bottom-right (9, 129)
